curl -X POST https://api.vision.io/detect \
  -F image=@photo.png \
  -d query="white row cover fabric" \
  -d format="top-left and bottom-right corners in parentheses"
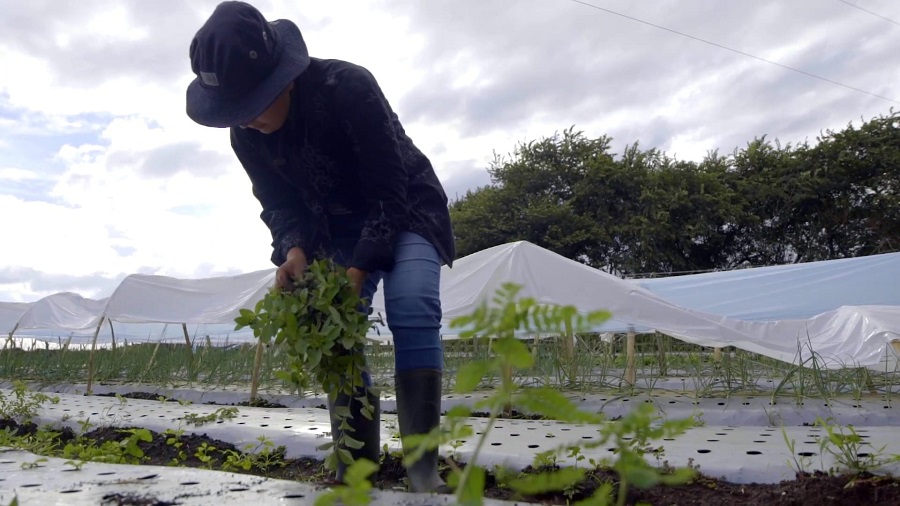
top-left (105, 269), bottom-right (274, 324)
top-left (12, 293), bottom-right (107, 332)
top-left (0, 301), bottom-right (30, 335)
top-left (3, 242), bottom-right (898, 368)
top-left (639, 252), bottom-right (900, 321)
top-left (368, 242), bottom-right (900, 368)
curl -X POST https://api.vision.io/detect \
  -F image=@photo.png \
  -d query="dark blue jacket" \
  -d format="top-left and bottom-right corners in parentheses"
top-left (231, 58), bottom-right (455, 272)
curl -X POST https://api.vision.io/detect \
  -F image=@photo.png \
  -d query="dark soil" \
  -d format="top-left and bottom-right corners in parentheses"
top-left (234, 398), bottom-right (288, 408)
top-left (469, 410), bottom-right (546, 420)
top-left (5, 418), bottom-right (899, 505)
top-left (94, 391), bottom-right (289, 408)
top-left (101, 492), bottom-right (179, 506)
top-left (95, 391), bottom-right (181, 402)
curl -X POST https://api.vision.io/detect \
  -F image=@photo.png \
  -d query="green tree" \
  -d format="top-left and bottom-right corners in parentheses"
top-left (450, 128), bottom-right (612, 264)
top-left (729, 136), bottom-right (805, 266)
top-left (628, 150), bottom-right (744, 274)
top-left (449, 112), bottom-right (899, 274)
top-left (729, 110), bottom-right (899, 266)
top-left (796, 111), bottom-right (900, 259)
top-left (449, 186), bottom-right (518, 257)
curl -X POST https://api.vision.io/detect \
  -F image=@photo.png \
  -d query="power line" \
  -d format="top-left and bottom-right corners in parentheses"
top-left (565, 0), bottom-right (900, 105)
top-left (837, 0), bottom-right (900, 27)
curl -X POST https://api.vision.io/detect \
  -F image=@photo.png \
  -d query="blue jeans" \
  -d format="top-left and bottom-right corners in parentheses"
top-left (331, 231), bottom-right (444, 372)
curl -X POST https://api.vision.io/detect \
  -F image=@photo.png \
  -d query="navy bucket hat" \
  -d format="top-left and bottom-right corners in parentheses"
top-left (186, 1), bottom-right (310, 128)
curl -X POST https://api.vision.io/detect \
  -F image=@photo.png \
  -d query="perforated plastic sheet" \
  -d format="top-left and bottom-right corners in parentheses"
top-left (32, 381), bottom-right (900, 429)
top-left (18, 388), bottom-right (900, 485)
top-left (0, 449), bottom-right (515, 505)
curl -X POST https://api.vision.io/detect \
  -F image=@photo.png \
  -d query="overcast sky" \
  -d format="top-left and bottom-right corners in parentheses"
top-left (1, 0), bottom-right (898, 303)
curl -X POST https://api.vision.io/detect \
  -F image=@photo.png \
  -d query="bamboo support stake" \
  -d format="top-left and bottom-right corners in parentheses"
top-left (485, 335), bottom-right (515, 415)
top-left (108, 319), bottom-right (117, 351)
top-left (1, 324), bottom-right (18, 361)
top-left (656, 333), bottom-right (668, 376)
top-left (249, 339), bottom-right (265, 404)
top-left (491, 335), bottom-right (511, 385)
top-left (86, 316), bottom-right (106, 394)
top-left (563, 319), bottom-right (575, 361)
top-left (4, 323), bottom-right (19, 352)
top-left (181, 324), bottom-right (194, 364)
top-left (625, 331), bottom-right (636, 386)
top-left (563, 319), bottom-right (576, 385)
top-left (501, 359), bottom-right (513, 417)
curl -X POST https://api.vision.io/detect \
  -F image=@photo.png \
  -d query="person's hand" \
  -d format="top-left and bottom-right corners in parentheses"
top-left (275, 247), bottom-right (308, 290)
top-left (346, 267), bottom-right (368, 297)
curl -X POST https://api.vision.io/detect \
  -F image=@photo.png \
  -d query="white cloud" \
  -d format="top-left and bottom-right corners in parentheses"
top-left (47, 118), bottom-right (273, 274)
top-left (0, 113), bottom-right (274, 302)
top-left (0, 167), bottom-right (38, 181)
top-left (0, 0), bottom-right (899, 303)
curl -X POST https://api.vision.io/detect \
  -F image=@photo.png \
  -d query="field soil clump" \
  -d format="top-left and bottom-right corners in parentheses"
top-left (94, 391), bottom-right (290, 408)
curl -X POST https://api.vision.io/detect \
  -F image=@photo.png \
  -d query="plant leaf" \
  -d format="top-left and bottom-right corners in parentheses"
top-left (458, 465), bottom-right (486, 506)
top-left (509, 467), bottom-right (586, 495)
top-left (342, 435), bottom-right (365, 450)
top-left (455, 360), bottom-right (494, 393)
top-left (515, 388), bottom-right (604, 424)
top-left (492, 337), bottom-right (534, 369)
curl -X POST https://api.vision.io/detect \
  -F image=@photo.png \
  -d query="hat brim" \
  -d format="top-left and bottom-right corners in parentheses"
top-left (186, 19), bottom-right (309, 128)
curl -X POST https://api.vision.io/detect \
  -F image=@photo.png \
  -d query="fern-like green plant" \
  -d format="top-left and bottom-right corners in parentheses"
top-left (0, 381), bottom-right (59, 424)
top-left (403, 283), bottom-right (697, 506)
top-left (402, 283), bottom-right (610, 504)
top-left (313, 459), bottom-right (379, 506)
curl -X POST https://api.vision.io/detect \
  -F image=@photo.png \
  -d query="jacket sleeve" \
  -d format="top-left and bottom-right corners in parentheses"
top-left (231, 129), bottom-right (318, 267)
top-left (334, 68), bottom-right (410, 273)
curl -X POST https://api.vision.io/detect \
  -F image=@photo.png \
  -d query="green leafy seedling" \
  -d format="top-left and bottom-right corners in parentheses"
top-left (314, 458), bottom-right (379, 506)
top-left (235, 259), bottom-right (376, 474)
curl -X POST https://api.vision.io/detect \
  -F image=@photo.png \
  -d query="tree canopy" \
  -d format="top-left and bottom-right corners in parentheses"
top-left (449, 111), bottom-right (900, 276)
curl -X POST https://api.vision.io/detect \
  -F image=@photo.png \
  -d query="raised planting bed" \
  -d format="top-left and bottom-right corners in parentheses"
top-left (2, 385), bottom-right (900, 505)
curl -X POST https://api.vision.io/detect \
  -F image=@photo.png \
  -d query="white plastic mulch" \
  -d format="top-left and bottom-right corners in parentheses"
top-left (2, 383), bottom-right (900, 504)
top-left (0, 449), bottom-right (514, 506)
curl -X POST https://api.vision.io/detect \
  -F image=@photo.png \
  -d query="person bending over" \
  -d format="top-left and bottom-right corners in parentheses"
top-left (186, 1), bottom-right (455, 493)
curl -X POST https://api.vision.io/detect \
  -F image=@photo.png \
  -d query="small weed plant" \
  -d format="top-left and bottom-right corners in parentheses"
top-left (222, 436), bottom-right (287, 474)
top-left (180, 407), bottom-right (239, 426)
top-left (814, 416), bottom-right (900, 476)
top-left (235, 259), bottom-right (375, 473)
top-left (19, 457), bottom-right (47, 469)
top-left (313, 459), bottom-right (380, 506)
top-left (163, 428), bottom-right (188, 465)
top-left (781, 426), bottom-right (812, 475)
top-left (194, 441), bottom-right (217, 469)
top-left (0, 419), bottom-right (292, 478)
top-left (61, 428), bottom-right (152, 465)
top-left (0, 381), bottom-right (59, 423)
top-left (0, 426), bottom-right (65, 457)
top-left (595, 403), bottom-right (696, 505)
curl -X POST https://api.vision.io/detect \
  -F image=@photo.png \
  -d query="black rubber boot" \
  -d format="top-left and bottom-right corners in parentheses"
top-left (327, 382), bottom-right (381, 483)
top-left (395, 368), bottom-right (450, 493)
